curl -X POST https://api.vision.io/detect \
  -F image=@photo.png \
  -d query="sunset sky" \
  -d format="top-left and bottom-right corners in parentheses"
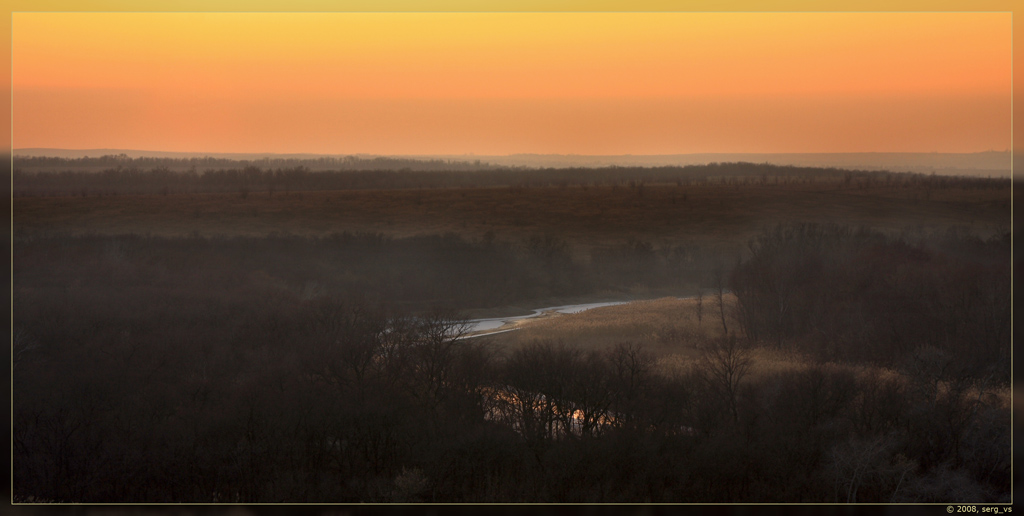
top-left (10, 10), bottom-right (1013, 155)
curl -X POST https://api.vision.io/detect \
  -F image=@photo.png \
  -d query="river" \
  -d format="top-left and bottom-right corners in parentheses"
top-left (459, 301), bottom-right (631, 339)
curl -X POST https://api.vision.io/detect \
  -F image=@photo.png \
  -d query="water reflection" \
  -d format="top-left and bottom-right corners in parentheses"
top-left (462, 301), bottom-right (628, 337)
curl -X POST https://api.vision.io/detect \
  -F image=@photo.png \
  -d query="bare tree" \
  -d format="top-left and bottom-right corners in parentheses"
top-left (694, 286), bottom-right (704, 326)
top-left (408, 310), bottom-right (472, 414)
top-left (713, 266), bottom-right (728, 335)
top-left (608, 342), bottom-right (654, 430)
top-left (829, 434), bottom-right (915, 503)
top-left (563, 350), bottom-right (614, 438)
top-left (697, 336), bottom-right (751, 424)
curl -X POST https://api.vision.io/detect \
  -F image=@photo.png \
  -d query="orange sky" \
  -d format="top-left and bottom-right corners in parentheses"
top-left (12, 12), bottom-right (1012, 155)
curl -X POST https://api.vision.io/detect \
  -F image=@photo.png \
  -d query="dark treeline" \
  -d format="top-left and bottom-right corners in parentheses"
top-left (12, 224), bottom-right (1010, 502)
top-left (13, 159), bottom-right (1008, 197)
top-left (732, 224), bottom-right (1011, 381)
top-left (12, 231), bottom-right (714, 312)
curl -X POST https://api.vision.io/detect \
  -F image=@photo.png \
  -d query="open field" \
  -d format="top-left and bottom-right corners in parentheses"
top-left (481, 295), bottom-right (1011, 396)
top-left (481, 296), bottom-right (727, 357)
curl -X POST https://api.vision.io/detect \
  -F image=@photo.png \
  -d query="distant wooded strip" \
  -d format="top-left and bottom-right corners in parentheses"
top-left (12, 159), bottom-right (1008, 197)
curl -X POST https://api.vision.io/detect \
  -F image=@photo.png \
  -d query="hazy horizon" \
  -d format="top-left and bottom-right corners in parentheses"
top-left (13, 147), bottom-right (1013, 177)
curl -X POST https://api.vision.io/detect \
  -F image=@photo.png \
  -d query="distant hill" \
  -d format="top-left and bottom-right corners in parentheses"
top-left (13, 148), bottom-right (374, 160)
top-left (480, 151), bottom-right (1011, 174)
top-left (12, 148), bottom-right (1012, 177)
top-left (442, 152), bottom-right (1010, 177)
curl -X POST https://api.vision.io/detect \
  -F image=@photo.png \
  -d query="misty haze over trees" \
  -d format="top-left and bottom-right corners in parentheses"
top-left (12, 156), bottom-right (1012, 503)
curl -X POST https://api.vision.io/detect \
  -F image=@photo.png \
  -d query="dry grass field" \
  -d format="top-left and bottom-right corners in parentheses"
top-left (483, 296), bottom-right (1011, 405)
top-left (482, 295), bottom-right (803, 378)
top-left (483, 296), bottom-right (725, 356)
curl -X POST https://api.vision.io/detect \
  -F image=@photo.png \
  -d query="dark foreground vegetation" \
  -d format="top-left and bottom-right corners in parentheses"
top-left (12, 158), bottom-right (1011, 502)
top-left (13, 220), bottom-right (1010, 502)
